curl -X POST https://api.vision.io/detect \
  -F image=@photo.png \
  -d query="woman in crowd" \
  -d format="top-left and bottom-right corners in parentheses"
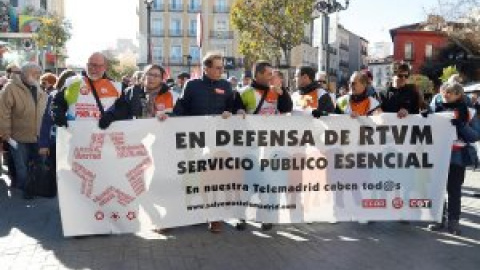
top-left (336, 71), bottom-right (382, 117)
top-left (427, 82), bottom-right (480, 235)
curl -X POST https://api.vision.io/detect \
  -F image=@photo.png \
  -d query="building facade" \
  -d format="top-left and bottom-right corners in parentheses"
top-left (367, 56), bottom-right (394, 91)
top-left (138, 0), bottom-right (244, 78)
top-left (368, 42), bottom-right (392, 60)
top-left (313, 13), bottom-right (368, 87)
top-left (390, 16), bottom-right (453, 74)
top-left (0, 0), bottom-right (65, 70)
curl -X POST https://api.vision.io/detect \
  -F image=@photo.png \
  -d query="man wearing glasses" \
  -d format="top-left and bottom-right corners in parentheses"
top-left (380, 62), bottom-right (420, 118)
top-left (172, 52), bottom-right (242, 233)
top-left (173, 52), bottom-right (239, 118)
top-left (53, 52), bottom-right (124, 126)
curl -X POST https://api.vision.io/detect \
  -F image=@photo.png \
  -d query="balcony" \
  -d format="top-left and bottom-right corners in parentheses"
top-left (151, 30), bottom-right (165, 37)
top-left (213, 5), bottom-right (229, 13)
top-left (339, 43), bottom-right (349, 51)
top-left (169, 4), bottom-right (184, 12)
top-left (302, 36), bottom-right (311, 44)
top-left (153, 56), bottom-right (164, 64)
top-left (169, 29), bottom-right (183, 37)
top-left (187, 29), bottom-right (197, 37)
top-left (188, 5), bottom-right (201, 13)
top-left (152, 3), bottom-right (165, 11)
top-left (326, 46), bottom-right (337, 55)
top-left (210, 30), bottom-right (234, 39)
top-left (404, 54), bottom-right (414, 61)
top-left (339, 60), bottom-right (349, 68)
top-left (168, 57), bottom-right (183, 64)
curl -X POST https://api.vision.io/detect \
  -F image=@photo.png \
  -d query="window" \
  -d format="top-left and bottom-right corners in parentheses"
top-left (425, 44), bottom-right (433, 59)
top-left (40, 0), bottom-right (47, 10)
top-left (171, 45), bottom-right (182, 60)
top-left (404, 42), bottom-right (413, 60)
top-left (152, 18), bottom-right (163, 36)
top-left (153, 46), bottom-right (163, 62)
top-left (9, 0), bottom-right (18, 7)
top-left (189, 0), bottom-right (200, 10)
top-left (217, 0), bottom-right (227, 10)
top-left (189, 19), bottom-right (197, 36)
top-left (170, 0), bottom-right (182, 10)
top-left (189, 46), bottom-right (200, 61)
top-left (170, 18), bottom-right (182, 36)
top-left (153, 0), bottom-right (163, 10)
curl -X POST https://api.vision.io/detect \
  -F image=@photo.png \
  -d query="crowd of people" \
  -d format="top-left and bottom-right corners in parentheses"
top-left (0, 51), bottom-right (479, 236)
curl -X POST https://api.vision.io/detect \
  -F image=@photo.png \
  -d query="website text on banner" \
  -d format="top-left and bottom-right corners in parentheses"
top-left (56, 114), bottom-right (455, 236)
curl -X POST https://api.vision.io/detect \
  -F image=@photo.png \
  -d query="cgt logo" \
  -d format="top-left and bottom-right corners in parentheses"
top-left (409, 199), bottom-right (432, 208)
top-left (362, 199), bottom-right (387, 208)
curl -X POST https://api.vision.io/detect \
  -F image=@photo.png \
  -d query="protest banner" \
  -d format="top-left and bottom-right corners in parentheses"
top-left (57, 114), bottom-right (455, 236)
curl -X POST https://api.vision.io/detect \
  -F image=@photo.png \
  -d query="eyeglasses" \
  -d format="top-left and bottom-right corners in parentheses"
top-left (209, 66), bottom-right (224, 71)
top-left (318, 80), bottom-right (327, 84)
top-left (397, 73), bottom-right (409, 79)
top-left (145, 73), bottom-right (163, 78)
top-left (87, 63), bottom-right (105, 69)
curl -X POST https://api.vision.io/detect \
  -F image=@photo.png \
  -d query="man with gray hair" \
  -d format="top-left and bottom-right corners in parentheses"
top-left (0, 62), bottom-right (47, 195)
top-left (52, 52), bottom-right (126, 127)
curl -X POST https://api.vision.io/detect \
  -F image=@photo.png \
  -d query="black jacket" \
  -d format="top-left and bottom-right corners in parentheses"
top-left (173, 74), bottom-right (242, 116)
top-left (125, 84), bottom-right (145, 118)
top-left (380, 84), bottom-right (420, 114)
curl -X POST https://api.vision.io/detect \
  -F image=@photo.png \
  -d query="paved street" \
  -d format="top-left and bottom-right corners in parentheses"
top-left (1, 165), bottom-right (479, 270)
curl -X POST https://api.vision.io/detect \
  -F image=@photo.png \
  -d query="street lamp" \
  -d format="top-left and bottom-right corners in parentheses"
top-left (314, 0), bottom-right (350, 81)
top-left (145, 0), bottom-right (154, 64)
top-left (184, 54), bottom-right (192, 74)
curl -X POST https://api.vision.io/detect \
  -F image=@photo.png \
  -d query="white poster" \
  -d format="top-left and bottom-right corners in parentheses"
top-left (57, 114), bottom-right (456, 236)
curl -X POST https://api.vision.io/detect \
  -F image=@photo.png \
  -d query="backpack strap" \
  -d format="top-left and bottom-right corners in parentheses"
top-left (86, 76), bottom-right (105, 116)
top-left (253, 89), bottom-right (269, 115)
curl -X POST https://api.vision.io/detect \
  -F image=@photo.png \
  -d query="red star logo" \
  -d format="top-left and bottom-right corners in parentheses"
top-left (71, 132), bottom-right (153, 207)
top-left (126, 211), bottom-right (136, 221)
top-left (95, 211), bottom-right (105, 221)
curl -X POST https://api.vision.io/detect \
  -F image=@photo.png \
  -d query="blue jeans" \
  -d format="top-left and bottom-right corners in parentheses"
top-left (10, 143), bottom-right (39, 190)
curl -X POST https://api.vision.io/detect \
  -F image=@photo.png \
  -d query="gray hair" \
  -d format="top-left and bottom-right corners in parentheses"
top-left (20, 62), bottom-right (42, 75)
top-left (442, 82), bottom-right (464, 95)
top-left (88, 52), bottom-right (108, 65)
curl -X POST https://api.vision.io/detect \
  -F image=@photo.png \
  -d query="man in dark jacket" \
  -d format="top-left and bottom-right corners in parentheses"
top-left (172, 52), bottom-right (240, 118)
top-left (380, 63), bottom-right (420, 118)
top-left (169, 52), bottom-right (242, 233)
top-left (293, 66), bottom-right (335, 117)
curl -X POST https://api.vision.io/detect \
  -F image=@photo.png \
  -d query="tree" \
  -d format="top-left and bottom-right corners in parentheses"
top-left (101, 50), bottom-right (121, 81)
top-left (429, 0), bottom-right (480, 54)
top-left (440, 65), bottom-right (458, 82)
top-left (231, 0), bottom-right (315, 69)
top-left (33, 15), bottom-right (71, 74)
top-left (237, 31), bottom-right (282, 70)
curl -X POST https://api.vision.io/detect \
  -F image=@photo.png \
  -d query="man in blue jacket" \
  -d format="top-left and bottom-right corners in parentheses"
top-left (167, 52), bottom-right (243, 233)
top-left (172, 53), bottom-right (241, 118)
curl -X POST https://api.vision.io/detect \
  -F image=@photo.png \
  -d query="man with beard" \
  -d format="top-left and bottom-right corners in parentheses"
top-left (52, 52), bottom-right (125, 126)
top-left (0, 63), bottom-right (47, 196)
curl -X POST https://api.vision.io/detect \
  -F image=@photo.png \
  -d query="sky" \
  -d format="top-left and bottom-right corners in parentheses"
top-left (65, 0), bottom-right (441, 66)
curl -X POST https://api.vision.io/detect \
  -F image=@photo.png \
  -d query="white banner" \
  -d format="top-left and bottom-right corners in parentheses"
top-left (57, 114), bottom-right (456, 236)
